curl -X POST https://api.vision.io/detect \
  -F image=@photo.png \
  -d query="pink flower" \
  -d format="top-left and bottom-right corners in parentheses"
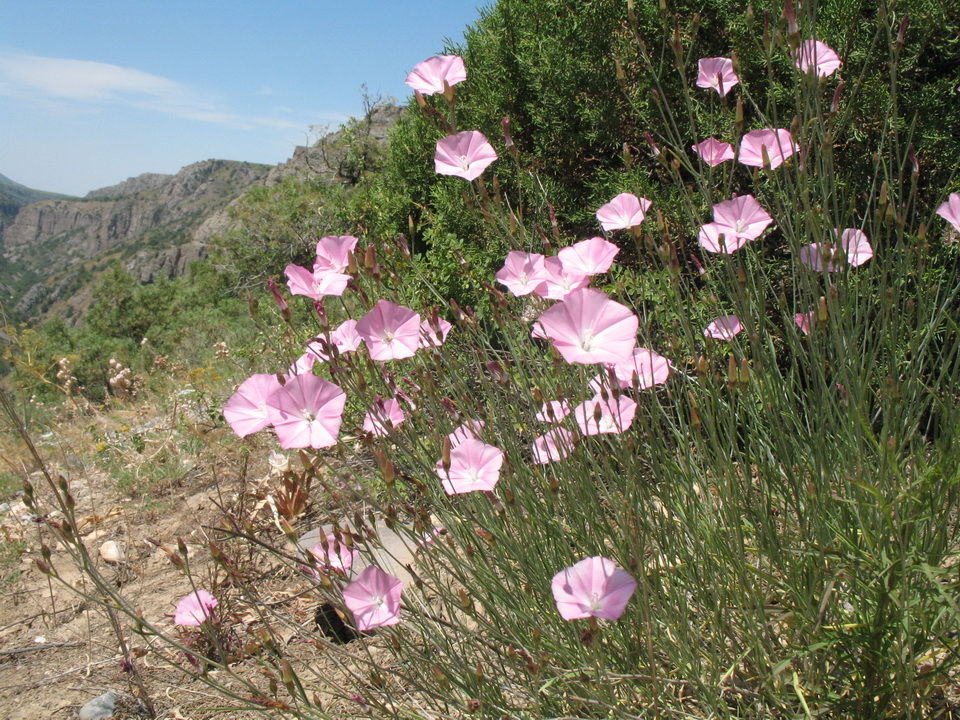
top-left (535, 400), bottom-right (571, 423)
top-left (355, 300), bottom-right (421, 361)
top-left (611, 348), bottom-right (672, 389)
top-left (704, 195), bottom-right (774, 252)
top-left (704, 315), bottom-right (744, 340)
top-left (794, 40), bottom-right (841, 77)
top-left (435, 131), bottom-right (498, 181)
top-left (342, 566), bottom-right (403, 631)
top-left (551, 556), bottom-right (637, 621)
top-left (448, 420), bottom-right (485, 447)
top-left (495, 251), bottom-right (548, 296)
top-left (936, 192), bottom-right (960, 232)
top-left (595, 193), bottom-right (652, 231)
top-left (404, 55), bottom-right (467, 96)
top-left (362, 397), bottom-right (406, 436)
top-left (331, 319), bottom-right (363, 353)
top-left (419, 316), bottom-right (452, 348)
top-left (534, 289), bottom-right (638, 365)
top-left (310, 534), bottom-right (359, 573)
top-left (175, 590), bottom-right (218, 626)
top-left (532, 427), bottom-right (575, 464)
top-left (693, 138), bottom-right (735, 166)
top-left (558, 237), bottom-right (621, 276)
top-left (417, 526), bottom-right (446, 548)
top-left (795, 310), bottom-right (816, 335)
top-left (436, 438), bottom-right (504, 495)
top-left (223, 373), bottom-right (282, 438)
top-left (533, 257), bottom-right (590, 300)
top-left (265, 374), bottom-right (347, 450)
top-left (798, 229), bottom-right (873, 271)
top-left (696, 57), bottom-right (739, 97)
top-left (284, 264), bottom-right (351, 299)
top-left (574, 395), bottom-right (638, 435)
top-left (738, 129), bottom-right (798, 169)
top-left (314, 235), bottom-right (359, 274)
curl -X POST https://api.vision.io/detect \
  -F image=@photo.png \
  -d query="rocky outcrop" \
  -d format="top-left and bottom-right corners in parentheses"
top-left (84, 173), bottom-right (171, 200)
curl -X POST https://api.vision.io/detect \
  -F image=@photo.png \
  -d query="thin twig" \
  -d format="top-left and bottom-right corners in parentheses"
top-left (0, 640), bottom-right (84, 657)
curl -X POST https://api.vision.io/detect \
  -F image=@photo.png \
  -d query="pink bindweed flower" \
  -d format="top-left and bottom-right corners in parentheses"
top-left (436, 438), bottom-right (504, 495)
top-left (419, 316), bottom-right (452, 348)
top-left (536, 400), bottom-right (572, 423)
top-left (532, 427), bottom-right (575, 464)
top-left (703, 195), bottom-right (774, 253)
top-left (417, 526), bottom-right (446, 548)
top-left (448, 420), bottom-right (485, 447)
top-left (798, 228), bottom-right (874, 271)
top-left (404, 55), bottom-right (467, 96)
top-left (175, 590), bottom-right (218, 626)
top-left (435, 131), bottom-right (498, 181)
top-left (794, 40), bottom-right (842, 77)
top-left (355, 300), bottom-right (422, 361)
top-left (223, 373), bottom-right (283, 438)
top-left (692, 138), bottom-right (735, 166)
top-left (738, 129), bottom-right (798, 169)
top-left (284, 264), bottom-right (351, 299)
top-left (612, 347), bottom-right (672, 389)
top-left (534, 288), bottom-right (638, 365)
top-left (495, 251), bottom-right (548, 296)
top-left (362, 397), bottom-right (406, 436)
top-left (936, 192), bottom-right (960, 233)
top-left (310, 534), bottom-right (359, 574)
top-left (314, 235), bottom-right (359, 274)
top-left (794, 310), bottom-right (816, 335)
top-left (533, 257), bottom-right (590, 300)
top-left (595, 193), bottom-right (652, 231)
top-left (574, 395), bottom-right (638, 435)
top-left (342, 566), bottom-right (403, 631)
top-left (558, 237), bottom-right (621, 276)
top-left (696, 57), bottom-right (739, 97)
top-left (265, 374), bottom-right (347, 450)
top-left (551, 556), bottom-right (637, 621)
top-left (704, 315), bottom-right (744, 340)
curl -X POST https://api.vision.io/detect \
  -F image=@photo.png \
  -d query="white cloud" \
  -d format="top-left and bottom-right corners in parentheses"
top-left (0, 53), bottom-right (300, 130)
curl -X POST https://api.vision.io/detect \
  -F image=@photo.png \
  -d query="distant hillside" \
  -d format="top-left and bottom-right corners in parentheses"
top-left (0, 173), bottom-right (76, 232)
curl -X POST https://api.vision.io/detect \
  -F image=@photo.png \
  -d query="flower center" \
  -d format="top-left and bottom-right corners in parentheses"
top-left (579, 329), bottom-right (595, 352)
top-left (457, 155), bottom-right (471, 171)
top-left (587, 592), bottom-right (602, 611)
top-left (302, 409), bottom-right (316, 421)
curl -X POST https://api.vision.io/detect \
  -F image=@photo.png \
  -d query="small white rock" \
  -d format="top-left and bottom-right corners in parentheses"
top-left (99, 540), bottom-right (125, 564)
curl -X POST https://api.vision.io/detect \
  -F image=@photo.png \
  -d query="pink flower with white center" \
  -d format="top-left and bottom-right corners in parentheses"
top-left (612, 347), bottom-right (672, 389)
top-left (936, 192), bottom-right (960, 233)
top-left (362, 397), bottom-right (406, 436)
top-left (794, 40), bottom-right (841, 77)
top-left (284, 264), bottom-right (351, 299)
top-left (558, 237), bottom-right (621, 276)
top-left (738, 129), bottom-right (798, 169)
top-left (532, 427), bottom-right (575, 464)
top-left (698, 222), bottom-right (750, 254)
top-left (419, 316), bottom-right (452, 348)
top-left (574, 395), bottom-right (638, 435)
top-left (175, 590), bottom-right (218, 626)
top-left (696, 57), bottom-right (739, 97)
top-left (693, 138), bottom-right (735, 166)
top-left (798, 229), bottom-right (874, 271)
top-left (448, 420), bottom-right (485, 447)
top-left (534, 289), bottom-right (638, 365)
top-left (435, 131), bottom-right (498, 181)
top-left (404, 55), bottom-right (467, 96)
top-left (795, 310), bottom-right (816, 335)
top-left (331, 319), bottom-right (363, 353)
top-left (535, 400), bottom-right (571, 423)
top-left (343, 566), bottom-right (403, 631)
top-left (355, 300), bottom-right (421, 361)
top-left (708, 195), bottom-right (774, 250)
top-left (496, 251), bottom-right (548, 296)
top-left (314, 235), bottom-right (359, 274)
top-left (551, 556), bottom-right (637, 621)
top-left (436, 438), bottom-right (504, 495)
top-left (223, 373), bottom-right (283, 438)
top-left (265, 374), bottom-right (346, 450)
top-left (595, 193), bottom-right (652, 231)
top-left (533, 257), bottom-right (590, 300)
top-left (704, 315), bottom-right (744, 340)
top-left (310, 534), bottom-right (359, 574)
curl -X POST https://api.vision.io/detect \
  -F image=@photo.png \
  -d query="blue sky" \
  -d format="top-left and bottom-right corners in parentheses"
top-left (1, 1), bottom-right (487, 196)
